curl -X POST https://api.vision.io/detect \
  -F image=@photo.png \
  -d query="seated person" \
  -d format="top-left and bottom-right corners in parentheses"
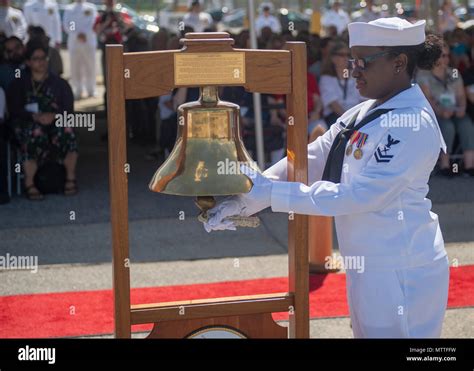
top-left (6, 41), bottom-right (78, 200)
top-left (319, 41), bottom-right (363, 126)
top-left (418, 42), bottom-right (474, 176)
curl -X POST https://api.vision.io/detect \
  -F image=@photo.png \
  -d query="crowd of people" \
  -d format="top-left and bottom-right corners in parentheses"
top-left (0, 0), bottom-right (474, 205)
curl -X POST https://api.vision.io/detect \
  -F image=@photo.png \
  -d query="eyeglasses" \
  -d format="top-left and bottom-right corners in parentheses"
top-left (348, 51), bottom-right (392, 71)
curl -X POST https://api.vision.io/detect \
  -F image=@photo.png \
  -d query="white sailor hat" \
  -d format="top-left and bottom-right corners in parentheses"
top-left (348, 17), bottom-right (426, 48)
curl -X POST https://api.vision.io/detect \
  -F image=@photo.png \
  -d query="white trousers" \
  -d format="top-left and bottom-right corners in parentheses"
top-left (346, 256), bottom-right (450, 338)
top-left (68, 40), bottom-right (96, 97)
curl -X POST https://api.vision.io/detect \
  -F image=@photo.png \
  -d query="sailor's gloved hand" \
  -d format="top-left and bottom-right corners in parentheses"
top-left (203, 165), bottom-right (273, 233)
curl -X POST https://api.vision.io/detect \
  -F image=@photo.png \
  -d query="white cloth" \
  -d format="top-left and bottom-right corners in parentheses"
top-left (24, 0), bottom-right (61, 46)
top-left (69, 41), bottom-right (96, 96)
top-left (255, 14), bottom-right (281, 36)
top-left (63, 1), bottom-right (97, 96)
top-left (63, 1), bottom-right (97, 47)
top-left (347, 256), bottom-right (449, 338)
top-left (183, 11), bottom-right (213, 32)
top-left (321, 9), bottom-right (350, 35)
top-left (0, 6), bottom-right (28, 41)
top-left (349, 17), bottom-right (426, 48)
top-left (268, 84), bottom-right (447, 270)
top-left (204, 165), bottom-right (272, 233)
top-left (319, 75), bottom-right (363, 117)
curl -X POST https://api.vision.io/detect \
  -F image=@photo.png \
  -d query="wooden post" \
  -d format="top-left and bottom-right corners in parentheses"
top-left (285, 42), bottom-right (309, 338)
top-left (107, 33), bottom-right (310, 339)
top-left (106, 45), bottom-right (132, 339)
top-left (308, 128), bottom-right (338, 273)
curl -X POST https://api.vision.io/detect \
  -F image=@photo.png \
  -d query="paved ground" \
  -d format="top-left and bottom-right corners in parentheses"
top-left (0, 49), bottom-right (473, 339)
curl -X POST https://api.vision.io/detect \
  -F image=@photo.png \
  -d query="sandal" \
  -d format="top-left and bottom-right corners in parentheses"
top-left (25, 184), bottom-right (44, 201)
top-left (64, 179), bottom-right (78, 196)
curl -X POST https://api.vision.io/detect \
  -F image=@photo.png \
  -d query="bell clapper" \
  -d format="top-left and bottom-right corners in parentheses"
top-left (195, 196), bottom-right (260, 228)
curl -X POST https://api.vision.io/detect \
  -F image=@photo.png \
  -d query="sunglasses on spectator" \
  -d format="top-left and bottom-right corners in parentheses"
top-left (348, 51), bottom-right (391, 70)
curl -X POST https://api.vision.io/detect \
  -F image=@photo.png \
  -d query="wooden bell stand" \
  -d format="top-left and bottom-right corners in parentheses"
top-left (106, 32), bottom-right (309, 338)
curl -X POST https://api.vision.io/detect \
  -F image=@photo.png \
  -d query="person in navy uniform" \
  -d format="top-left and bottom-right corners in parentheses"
top-left (204, 18), bottom-right (450, 338)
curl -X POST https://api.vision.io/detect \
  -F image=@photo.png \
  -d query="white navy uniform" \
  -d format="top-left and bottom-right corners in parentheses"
top-left (24, 0), bottom-right (62, 47)
top-left (0, 6), bottom-right (28, 40)
top-left (255, 14), bottom-right (282, 36)
top-left (204, 17), bottom-right (451, 338)
top-left (264, 85), bottom-right (449, 337)
top-left (322, 8), bottom-right (350, 35)
top-left (63, 1), bottom-right (97, 97)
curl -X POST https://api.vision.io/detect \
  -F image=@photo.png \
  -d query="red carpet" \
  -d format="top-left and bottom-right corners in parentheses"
top-left (0, 265), bottom-right (473, 338)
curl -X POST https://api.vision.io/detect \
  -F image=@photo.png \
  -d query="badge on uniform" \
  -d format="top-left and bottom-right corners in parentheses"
top-left (374, 134), bottom-right (400, 163)
top-left (346, 131), bottom-right (368, 160)
top-left (84, 9), bottom-right (91, 16)
top-left (48, 8), bottom-right (54, 15)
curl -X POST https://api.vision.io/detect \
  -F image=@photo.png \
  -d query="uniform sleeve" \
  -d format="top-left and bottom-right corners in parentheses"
top-left (270, 122), bottom-right (438, 216)
top-left (52, 3), bottom-right (62, 45)
top-left (263, 120), bottom-right (340, 183)
top-left (16, 11), bottom-right (28, 41)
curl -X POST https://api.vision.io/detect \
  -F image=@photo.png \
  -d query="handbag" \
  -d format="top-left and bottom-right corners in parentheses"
top-left (34, 147), bottom-right (66, 194)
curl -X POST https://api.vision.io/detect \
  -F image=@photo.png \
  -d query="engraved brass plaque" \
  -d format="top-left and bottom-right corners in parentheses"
top-left (174, 52), bottom-right (246, 85)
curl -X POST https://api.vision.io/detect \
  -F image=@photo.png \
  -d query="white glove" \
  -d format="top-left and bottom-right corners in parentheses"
top-left (203, 165), bottom-right (273, 233)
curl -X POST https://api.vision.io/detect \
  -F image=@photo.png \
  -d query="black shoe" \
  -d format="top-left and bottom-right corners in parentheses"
top-left (0, 193), bottom-right (10, 204)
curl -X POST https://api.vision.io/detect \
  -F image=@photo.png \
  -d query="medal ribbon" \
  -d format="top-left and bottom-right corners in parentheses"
top-left (356, 132), bottom-right (368, 149)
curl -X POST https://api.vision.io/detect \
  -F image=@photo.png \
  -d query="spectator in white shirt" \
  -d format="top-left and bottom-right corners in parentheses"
top-left (183, 0), bottom-right (213, 33)
top-left (322, 0), bottom-right (350, 36)
top-left (319, 41), bottom-right (363, 126)
top-left (0, 0), bottom-right (27, 41)
top-left (23, 0), bottom-right (61, 48)
top-left (255, 2), bottom-right (281, 37)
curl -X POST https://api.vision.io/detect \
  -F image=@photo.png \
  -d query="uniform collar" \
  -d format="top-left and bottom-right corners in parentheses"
top-left (361, 83), bottom-right (447, 153)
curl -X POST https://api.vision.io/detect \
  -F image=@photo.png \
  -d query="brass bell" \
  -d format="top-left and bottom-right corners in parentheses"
top-left (149, 86), bottom-right (258, 197)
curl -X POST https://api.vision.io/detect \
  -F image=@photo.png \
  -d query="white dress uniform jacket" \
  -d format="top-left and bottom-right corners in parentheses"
top-left (263, 84), bottom-right (450, 337)
top-left (63, 1), bottom-right (97, 97)
top-left (0, 6), bottom-right (28, 41)
top-left (321, 8), bottom-right (350, 35)
top-left (63, 1), bottom-right (97, 48)
top-left (264, 84), bottom-right (447, 271)
top-left (24, 0), bottom-right (62, 46)
top-left (255, 14), bottom-right (282, 36)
